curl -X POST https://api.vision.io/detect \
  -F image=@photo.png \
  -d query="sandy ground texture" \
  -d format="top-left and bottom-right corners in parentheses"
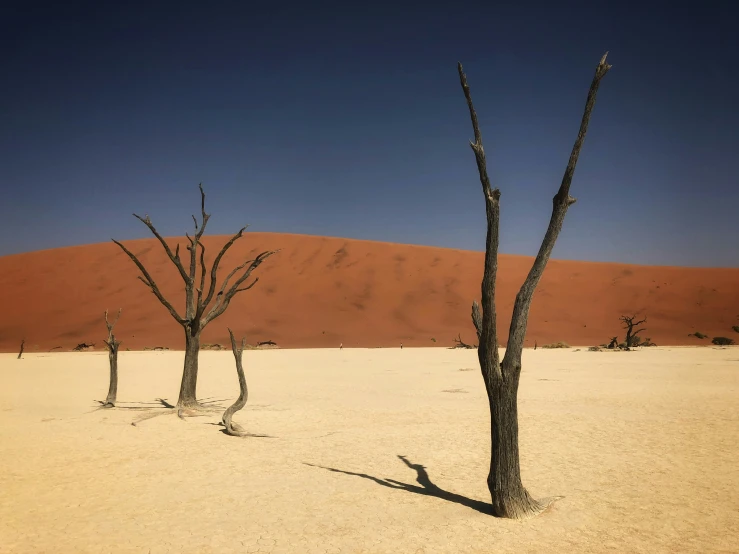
top-left (2, 233), bottom-right (739, 353)
top-left (1, 346), bottom-right (738, 553)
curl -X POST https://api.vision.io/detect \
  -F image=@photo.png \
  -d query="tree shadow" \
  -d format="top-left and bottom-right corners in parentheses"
top-left (304, 455), bottom-right (494, 516)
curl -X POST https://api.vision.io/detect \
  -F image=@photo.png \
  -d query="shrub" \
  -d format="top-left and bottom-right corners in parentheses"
top-left (712, 337), bottom-right (734, 346)
top-left (692, 332), bottom-right (708, 339)
top-left (542, 341), bottom-right (570, 349)
top-left (732, 326), bottom-right (739, 333)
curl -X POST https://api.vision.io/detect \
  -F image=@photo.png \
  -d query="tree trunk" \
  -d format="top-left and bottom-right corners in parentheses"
top-left (485, 356), bottom-right (544, 518)
top-left (178, 329), bottom-right (201, 408)
top-left (105, 341), bottom-right (119, 406)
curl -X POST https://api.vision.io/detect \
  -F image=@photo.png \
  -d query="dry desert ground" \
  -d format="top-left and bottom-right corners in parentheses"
top-left (1, 346), bottom-right (738, 553)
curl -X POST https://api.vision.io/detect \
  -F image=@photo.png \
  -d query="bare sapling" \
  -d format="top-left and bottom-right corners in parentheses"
top-left (101, 309), bottom-right (122, 407)
top-left (222, 328), bottom-right (249, 437)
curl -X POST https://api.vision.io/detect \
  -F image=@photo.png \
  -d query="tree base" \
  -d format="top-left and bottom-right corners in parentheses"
top-left (492, 494), bottom-right (563, 520)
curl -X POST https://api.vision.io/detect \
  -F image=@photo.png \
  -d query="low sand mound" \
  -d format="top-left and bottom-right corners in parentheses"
top-left (1, 233), bottom-right (738, 352)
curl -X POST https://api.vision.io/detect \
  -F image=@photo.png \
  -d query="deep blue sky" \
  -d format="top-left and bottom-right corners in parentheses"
top-left (1, 1), bottom-right (737, 266)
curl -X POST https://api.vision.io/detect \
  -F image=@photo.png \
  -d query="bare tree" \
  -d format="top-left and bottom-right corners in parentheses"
top-left (452, 333), bottom-right (477, 349)
top-left (113, 184), bottom-right (278, 410)
top-left (458, 53), bottom-right (611, 518)
top-left (222, 328), bottom-right (249, 437)
top-left (17, 338), bottom-right (25, 359)
top-left (101, 309), bottom-right (122, 407)
top-left (620, 314), bottom-right (647, 348)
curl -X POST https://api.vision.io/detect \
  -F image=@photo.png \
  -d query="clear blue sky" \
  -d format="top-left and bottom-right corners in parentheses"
top-left (1, 1), bottom-right (737, 266)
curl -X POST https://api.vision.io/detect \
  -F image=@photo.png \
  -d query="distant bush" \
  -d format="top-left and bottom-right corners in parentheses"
top-left (712, 337), bottom-right (735, 346)
top-left (732, 326), bottom-right (739, 333)
top-left (430, 337), bottom-right (437, 342)
top-left (542, 341), bottom-right (570, 349)
top-left (691, 332), bottom-right (708, 339)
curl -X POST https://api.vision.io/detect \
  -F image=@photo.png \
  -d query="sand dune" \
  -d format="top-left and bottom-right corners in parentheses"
top-left (1, 347), bottom-right (737, 553)
top-left (1, 233), bottom-right (738, 352)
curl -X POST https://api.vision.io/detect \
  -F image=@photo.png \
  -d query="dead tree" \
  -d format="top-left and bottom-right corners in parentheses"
top-left (222, 328), bottom-right (249, 437)
top-left (620, 315), bottom-right (647, 348)
top-left (113, 184), bottom-right (277, 409)
top-left (112, 184), bottom-right (277, 410)
top-left (459, 53), bottom-right (611, 518)
top-left (73, 342), bottom-right (95, 351)
top-left (607, 336), bottom-right (618, 349)
top-left (452, 333), bottom-right (477, 349)
top-left (102, 309), bottom-right (122, 407)
top-left (17, 339), bottom-right (25, 359)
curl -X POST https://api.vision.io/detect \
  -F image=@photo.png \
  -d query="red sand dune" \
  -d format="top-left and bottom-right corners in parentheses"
top-left (1, 233), bottom-right (738, 352)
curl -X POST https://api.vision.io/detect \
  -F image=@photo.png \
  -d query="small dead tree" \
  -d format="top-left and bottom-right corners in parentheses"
top-left (620, 315), bottom-right (647, 348)
top-left (459, 53), bottom-right (611, 518)
top-left (101, 309), bottom-right (122, 407)
top-left (17, 339), bottom-right (25, 359)
top-left (452, 333), bottom-right (477, 349)
top-left (222, 328), bottom-right (249, 437)
top-left (113, 184), bottom-right (277, 410)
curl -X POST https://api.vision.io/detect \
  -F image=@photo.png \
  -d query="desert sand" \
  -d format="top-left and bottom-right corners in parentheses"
top-left (1, 234), bottom-right (738, 353)
top-left (1, 346), bottom-right (737, 553)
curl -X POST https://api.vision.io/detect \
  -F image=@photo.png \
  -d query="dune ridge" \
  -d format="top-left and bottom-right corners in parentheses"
top-left (1, 232), bottom-right (738, 352)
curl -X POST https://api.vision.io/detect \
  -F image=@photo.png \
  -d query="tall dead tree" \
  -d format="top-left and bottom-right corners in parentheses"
top-left (459, 53), bottom-right (611, 518)
top-left (222, 328), bottom-right (249, 437)
top-left (17, 338), bottom-right (25, 359)
top-left (102, 309), bottom-right (122, 407)
top-left (113, 185), bottom-right (277, 409)
top-left (620, 314), bottom-right (647, 348)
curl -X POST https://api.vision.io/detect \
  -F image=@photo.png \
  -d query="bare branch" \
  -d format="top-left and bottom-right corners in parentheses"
top-left (195, 183), bottom-right (210, 240)
top-left (471, 300), bottom-right (482, 342)
top-left (197, 240), bottom-right (207, 307)
top-left (233, 277), bottom-right (259, 295)
top-left (197, 226), bottom-right (248, 318)
top-left (458, 61), bottom-right (502, 384)
top-left (502, 53), bottom-right (611, 374)
top-left (202, 250), bottom-right (278, 328)
top-left (132, 213), bottom-right (191, 284)
top-left (112, 239), bottom-right (186, 324)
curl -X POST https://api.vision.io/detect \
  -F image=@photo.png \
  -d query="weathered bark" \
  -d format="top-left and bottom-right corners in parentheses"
top-left (102, 309), bottom-right (122, 407)
top-left (112, 184), bottom-right (278, 410)
top-left (222, 328), bottom-right (249, 436)
top-left (458, 53), bottom-right (611, 519)
top-left (17, 339), bottom-right (25, 359)
top-left (178, 328), bottom-right (201, 408)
